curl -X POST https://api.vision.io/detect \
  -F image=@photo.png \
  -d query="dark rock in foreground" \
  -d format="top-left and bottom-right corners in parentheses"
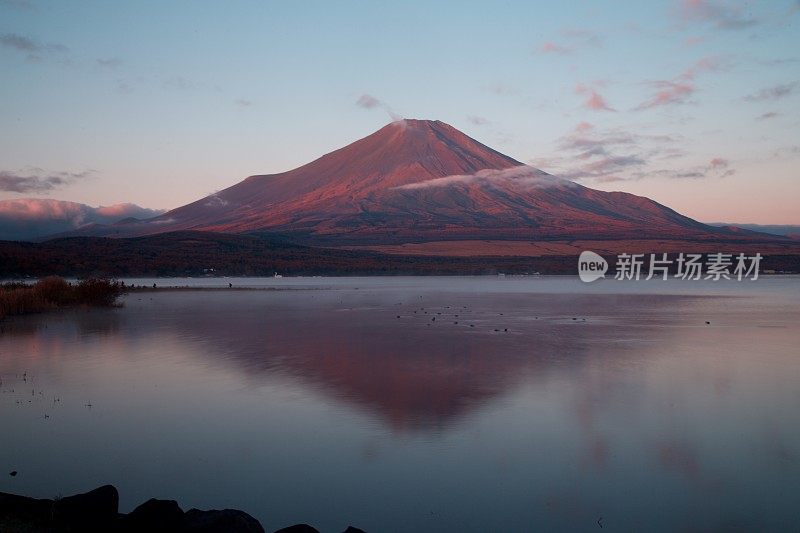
top-left (123, 498), bottom-right (184, 531)
top-left (273, 525), bottom-right (320, 533)
top-left (0, 485), bottom-right (367, 532)
top-left (181, 508), bottom-right (265, 533)
top-left (55, 485), bottom-right (119, 531)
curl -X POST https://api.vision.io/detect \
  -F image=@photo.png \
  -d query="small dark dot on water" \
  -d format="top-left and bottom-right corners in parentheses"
top-left (705, 321), bottom-right (710, 325)
top-left (9, 471), bottom-right (17, 477)
top-left (454, 321), bottom-right (458, 324)
top-left (504, 328), bottom-right (508, 332)
top-left (396, 316), bottom-right (400, 319)
top-left (470, 324), bottom-right (474, 327)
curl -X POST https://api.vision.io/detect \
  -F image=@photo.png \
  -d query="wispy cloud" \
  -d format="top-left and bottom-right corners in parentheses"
top-left (531, 122), bottom-right (651, 181)
top-left (485, 82), bottom-right (515, 96)
top-left (635, 56), bottom-right (724, 110)
top-left (0, 0), bottom-right (36, 10)
top-left (682, 55), bottom-right (723, 78)
top-left (772, 145), bottom-right (800, 159)
top-left (756, 111), bottom-right (780, 120)
top-left (561, 28), bottom-right (603, 46)
top-left (743, 82), bottom-right (798, 101)
top-left (162, 76), bottom-right (193, 91)
top-left (96, 57), bottom-right (123, 69)
top-left (355, 94), bottom-right (381, 109)
top-left (467, 115), bottom-right (490, 126)
top-left (576, 83), bottom-right (615, 112)
top-left (678, 0), bottom-right (758, 30)
top-left (532, 122), bottom-right (733, 183)
top-left (757, 57), bottom-right (800, 66)
top-left (394, 165), bottom-right (566, 191)
top-left (537, 28), bottom-right (602, 55)
top-left (203, 192), bottom-right (230, 208)
top-left (355, 93), bottom-right (402, 121)
top-left (709, 157), bottom-right (730, 170)
top-left (0, 32), bottom-right (68, 62)
top-left (539, 41), bottom-right (572, 55)
top-left (0, 169), bottom-right (92, 193)
top-left (684, 35), bottom-right (706, 47)
top-left (644, 158), bottom-right (735, 179)
top-left (636, 80), bottom-right (695, 110)
top-left (0, 33), bottom-right (38, 51)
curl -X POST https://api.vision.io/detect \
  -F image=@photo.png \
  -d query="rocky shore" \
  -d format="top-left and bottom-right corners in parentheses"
top-left (0, 485), bottom-right (366, 532)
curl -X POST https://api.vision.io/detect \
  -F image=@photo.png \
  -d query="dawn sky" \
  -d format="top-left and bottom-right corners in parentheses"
top-left (1, 0), bottom-right (798, 223)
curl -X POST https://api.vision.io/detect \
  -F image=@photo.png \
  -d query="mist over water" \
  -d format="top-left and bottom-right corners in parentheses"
top-left (1, 277), bottom-right (799, 532)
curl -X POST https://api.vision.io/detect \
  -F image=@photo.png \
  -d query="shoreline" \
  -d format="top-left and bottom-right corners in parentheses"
top-left (0, 484), bottom-right (363, 533)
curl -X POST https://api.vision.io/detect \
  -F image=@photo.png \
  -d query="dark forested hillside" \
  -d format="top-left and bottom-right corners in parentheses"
top-left (0, 231), bottom-right (570, 277)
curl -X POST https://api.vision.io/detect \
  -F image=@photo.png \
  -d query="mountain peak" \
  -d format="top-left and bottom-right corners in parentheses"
top-left (341, 118), bottom-right (523, 176)
top-left (82, 120), bottom-right (740, 247)
top-left (389, 118), bottom-right (444, 127)
top-left (382, 118), bottom-right (471, 138)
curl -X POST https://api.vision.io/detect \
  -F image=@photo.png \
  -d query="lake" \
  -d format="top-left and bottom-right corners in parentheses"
top-left (1, 276), bottom-right (799, 532)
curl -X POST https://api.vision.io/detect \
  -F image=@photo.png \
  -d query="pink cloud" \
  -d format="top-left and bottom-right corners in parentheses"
top-left (680, 56), bottom-right (723, 80)
top-left (576, 84), bottom-right (615, 112)
top-left (539, 41), bottom-right (572, 54)
top-left (0, 198), bottom-right (164, 240)
top-left (635, 57), bottom-right (723, 110)
top-left (636, 80), bottom-right (695, 110)
top-left (679, 0), bottom-right (757, 30)
top-left (537, 29), bottom-right (602, 56)
top-left (684, 36), bottom-right (706, 47)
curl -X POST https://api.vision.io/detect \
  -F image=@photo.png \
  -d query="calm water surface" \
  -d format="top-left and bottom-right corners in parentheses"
top-left (1, 277), bottom-right (799, 532)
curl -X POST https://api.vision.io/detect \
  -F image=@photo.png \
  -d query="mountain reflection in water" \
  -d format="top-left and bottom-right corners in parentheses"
top-left (1, 279), bottom-right (799, 532)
